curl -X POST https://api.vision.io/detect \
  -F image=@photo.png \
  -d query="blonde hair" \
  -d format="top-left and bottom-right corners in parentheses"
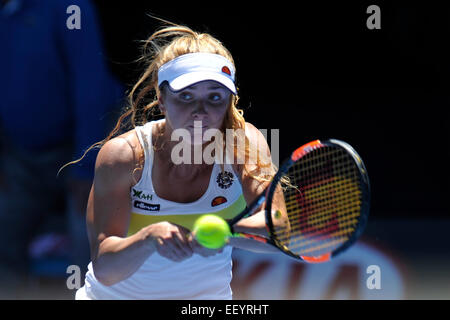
top-left (60, 23), bottom-right (275, 184)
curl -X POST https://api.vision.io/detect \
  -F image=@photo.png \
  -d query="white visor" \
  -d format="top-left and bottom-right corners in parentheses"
top-left (157, 53), bottom-right (237, 94)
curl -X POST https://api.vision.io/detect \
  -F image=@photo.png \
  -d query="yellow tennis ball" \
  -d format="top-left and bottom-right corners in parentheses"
top-left (193, 214), bottom-right (231, 249)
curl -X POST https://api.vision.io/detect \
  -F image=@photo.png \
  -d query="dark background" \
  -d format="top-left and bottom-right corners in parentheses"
top-left (92, 1), bottom-right (449, 218)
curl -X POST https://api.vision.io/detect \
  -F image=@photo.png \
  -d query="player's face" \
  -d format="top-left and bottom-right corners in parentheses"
top-left (160, 80), bottom-right (231, 142)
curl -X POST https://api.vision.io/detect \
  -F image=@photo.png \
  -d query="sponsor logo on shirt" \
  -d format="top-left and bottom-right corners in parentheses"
top-left (132, 188), bottom-right (153, 201)
top-left (134, 200), bottom-right (160, 212)
top-left (216, 171), bottom-right (234, 189)
top-left (211, 196), bottom-right (228, 207)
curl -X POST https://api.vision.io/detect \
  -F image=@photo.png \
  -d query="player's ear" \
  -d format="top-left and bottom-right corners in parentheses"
top-left (158, 91), bottom-right (166, 114)
top-left (158, 84), bottom-right (166, 113)
top-left (158, 96), bottom-right (165, 111)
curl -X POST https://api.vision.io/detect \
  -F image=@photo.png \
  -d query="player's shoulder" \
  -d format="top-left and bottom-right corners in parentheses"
top-left (244, 121), bottom-right (258, 134)
top-left (96, 129), bottom-right (140, 172)
top-left (244, 121), bottom-right (268, 147)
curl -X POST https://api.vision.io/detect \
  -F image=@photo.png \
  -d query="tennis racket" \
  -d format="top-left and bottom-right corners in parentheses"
top-left (226, 139), bottom-right (370, 263)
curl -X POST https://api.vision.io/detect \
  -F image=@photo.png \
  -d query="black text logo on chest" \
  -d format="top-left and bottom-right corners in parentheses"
top-left (134, 200), bottom-right (160, 212)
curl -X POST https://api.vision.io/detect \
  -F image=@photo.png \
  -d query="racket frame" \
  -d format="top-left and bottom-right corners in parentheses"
top-left (266, 139), bottom-right (371, 262)
top-left (228, 139), bottom-right (370, 263)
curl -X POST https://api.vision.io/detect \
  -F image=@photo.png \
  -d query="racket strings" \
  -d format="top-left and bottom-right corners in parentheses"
top-left (282, 205), bottom-right (361, 236)
top-left (274, 146), bottom-right (363, 257)
top-left (277, 217), bottom-right (358, 248)
top-left (284, 179), bottom-right (361, 214)
top-left (275, 214), bottom-right (359, 251)
top-left (283, 188), bottom-right (361, 232)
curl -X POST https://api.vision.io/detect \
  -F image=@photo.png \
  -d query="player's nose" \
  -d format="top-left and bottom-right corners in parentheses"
top-left (192, 100), bottom-right (208, 117)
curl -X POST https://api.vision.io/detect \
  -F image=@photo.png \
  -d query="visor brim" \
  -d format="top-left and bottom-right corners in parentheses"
top-left (167, 72), bottom-right (237, 95)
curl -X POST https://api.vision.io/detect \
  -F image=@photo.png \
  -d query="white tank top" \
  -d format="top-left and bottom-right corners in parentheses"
top-left (77, 119), bottom-right (246, 300)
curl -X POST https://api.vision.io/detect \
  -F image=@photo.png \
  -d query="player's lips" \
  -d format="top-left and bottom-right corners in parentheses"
top-left (188, 125), bottom-right (208, 129)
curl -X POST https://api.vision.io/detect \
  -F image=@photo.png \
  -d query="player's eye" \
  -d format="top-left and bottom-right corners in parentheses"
top-left (179, 92), bottom-right (193, 101)
top-left (209, 93), bottom-right (223, 102)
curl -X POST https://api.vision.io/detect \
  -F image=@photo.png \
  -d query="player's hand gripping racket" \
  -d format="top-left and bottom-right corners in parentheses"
top-left (197, 139), bottom-right (370, 263)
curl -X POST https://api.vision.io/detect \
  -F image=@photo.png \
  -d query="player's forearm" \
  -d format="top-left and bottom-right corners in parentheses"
top-left (232, 211), bottom-right (269, 236)
top-left (227, 237), bottom-right (280, 253)
top-left (93, 229), bottom-right (156, 286)
top-left (228, 211), bottom-right (279, 253)
top-left (232, 209), bottom-right (288, 236)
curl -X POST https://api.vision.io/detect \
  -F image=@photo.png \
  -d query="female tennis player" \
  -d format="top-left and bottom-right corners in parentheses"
top-left (74, 24), bottom-right (289, 300)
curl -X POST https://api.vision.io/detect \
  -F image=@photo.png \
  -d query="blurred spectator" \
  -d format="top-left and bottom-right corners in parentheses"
top-left (0, 0), bottom-right (124, 298)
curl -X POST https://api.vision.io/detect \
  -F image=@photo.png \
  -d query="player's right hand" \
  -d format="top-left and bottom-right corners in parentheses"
top-left (146, 221), bottom-right (194, 262)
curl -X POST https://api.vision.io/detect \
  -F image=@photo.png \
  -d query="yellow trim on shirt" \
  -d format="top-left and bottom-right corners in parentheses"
top-left (127, 194), bottom-right (246, 236)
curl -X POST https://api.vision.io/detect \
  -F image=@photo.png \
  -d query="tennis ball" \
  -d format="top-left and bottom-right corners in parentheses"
top-left (193, 214), bottom-right (231, 249)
